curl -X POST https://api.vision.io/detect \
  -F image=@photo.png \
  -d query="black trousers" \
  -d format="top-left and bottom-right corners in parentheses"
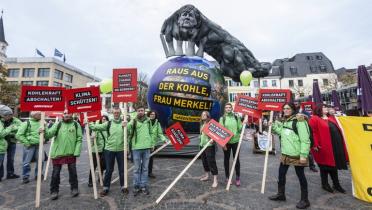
top-left (319, 166), bottom-right (340, 186)
top-left (50, 163), bottom-right (78, 193)
top-left (278, 163), bottom-right (308, 191)
top-left (223, 143), bottom-right (240, 178)
top-left (201, 145), bottom-right (218, 175)
top-left (88, 152), bottom-right (106, 183)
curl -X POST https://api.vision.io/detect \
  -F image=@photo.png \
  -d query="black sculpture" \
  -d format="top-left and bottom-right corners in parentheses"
top-left (160, 4), bottom-right (270, 82)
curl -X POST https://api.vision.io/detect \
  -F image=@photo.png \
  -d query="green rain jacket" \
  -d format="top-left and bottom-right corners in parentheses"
top-left (219, 113), bottom-right (242, 144)
top-left (16, 118), bottom-right (43, 147)
top-left (90, 119), bottom-right (124, 152)
top-left (128, 117), bottom-right (152, 150)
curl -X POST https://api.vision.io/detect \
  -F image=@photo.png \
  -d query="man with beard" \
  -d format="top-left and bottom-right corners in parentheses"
top-left (89, 108), bottom-right (126, 196)
top-left (0, 105), bottom-right (22, 180)
top-left (124, 106), bottom-right (152, 196)
top-left (45, 112), bottom-right (82, 200)
top-left (16, 111), bottom-right (46, 184)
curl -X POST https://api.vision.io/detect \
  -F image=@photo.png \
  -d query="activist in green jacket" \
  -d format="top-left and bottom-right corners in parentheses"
top-left (45, 119), bottom-right (83, 159)
top-left (16, 118), bottom-right (44, 147)
top-left (199, 123), bottom-right (212, 147)
top-left (93, 129), bottom-right (107, 153)
top-left (272, 115), bottom-right (310, 159)
top-left (149, 119), bottom-right (167, 147)
top-left (0, 121), bottom-right (18, 154)
top-left (90, 118), bottom-right (124, 152)
top-left (128, 116), bottom-right (152, 150)
top-left (1, 117), bottom-right (22, 144)
top-left (219, 112), bottom-right (242, 144)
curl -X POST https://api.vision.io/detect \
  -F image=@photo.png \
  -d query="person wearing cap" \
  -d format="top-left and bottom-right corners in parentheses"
top-left (0, 105), bottom-right (21, 182)
top-left (45, 112), bottom-right (82, 200)
top-left (15, 111), bottom-right (46, 184)
top-left (0, 105), bottom-right (22, 180)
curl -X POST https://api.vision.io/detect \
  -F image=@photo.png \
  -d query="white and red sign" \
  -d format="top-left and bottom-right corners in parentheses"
top-left (202, 119), bottom-right (234, 147)
top-left (112, 68), bottom-right (138, 103)
top-left (165, 122), bottom-right (190, 151)
top-left (258, 89), bottom-right (291, 111)
top-left (65, 87), bottom-right (101, 113)
top-left (20, 86), bottom-right (65, 111)
top-left (79, 111), bottom-right (102, 125)
top-left (234, 95), bottom-right (262, 118)
top-left (300, 102), bottom-right (315, 115)
top-left (45, 111), bottom-right (64, 118)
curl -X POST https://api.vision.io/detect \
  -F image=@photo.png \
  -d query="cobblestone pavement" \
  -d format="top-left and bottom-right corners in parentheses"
top-left (0, 135), bottom-right (371, 210)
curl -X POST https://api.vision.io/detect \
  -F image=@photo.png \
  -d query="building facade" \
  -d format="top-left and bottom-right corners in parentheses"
top-left (5, 57), bottom-right (100, 88)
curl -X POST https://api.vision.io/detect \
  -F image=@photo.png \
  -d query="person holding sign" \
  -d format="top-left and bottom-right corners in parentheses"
top-left (125, 106), bottom-right (152, 196)
top-left (88, 115), bottom-right (108, 187)
top-left (309, 104), bottom-right (348, 194)
top-left (219, 103), bottom-right (243, 186)
top-left (89, 108), bottom-right (126, 196)
top-left (199, 111), bottom-right (218, 188)
top-left (268, 103), bottom-right (311, 209)
top-left (148, 110), bottom-right (168, 179)
top-left (16, 111), bottom-right (46, 184)
top-left (44, 112), bottom-right (82, 200)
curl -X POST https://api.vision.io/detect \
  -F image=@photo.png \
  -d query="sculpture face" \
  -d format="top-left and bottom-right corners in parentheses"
top-left (177, 10), bottom-right (197, 29)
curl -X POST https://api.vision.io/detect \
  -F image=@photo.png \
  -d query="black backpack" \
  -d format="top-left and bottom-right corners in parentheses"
top-left (286, 119), bottom-right (314, 147)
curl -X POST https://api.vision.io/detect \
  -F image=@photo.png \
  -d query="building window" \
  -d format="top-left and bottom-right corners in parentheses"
top-left (306, 56), bottom-right (313, 60)
top-left (369, 71), bottom-right (372, 77)
top-left (65, 84), bottom-right (72, 89)
top-left (310, 66), bottom-right (317, 73)
top-left (319, 65), bottom-right (327, 72)
top-left (253, 81), bottom-right (259, 88)
top-left (323, 79), bottom-right (329, 86)
top-left (53, 81), bottom-right (63, 87)
top-left (54, 69), bottom-right (63, 80)
top-left (227, 80), bottom-right (232, 86)
top-left (289, 66), bottom-right (298, 75)
top-left (300, 92), bottom-right (305, 97)
top-left (289, 80), bottom-right (294, 87)
top-left (262, 80), bottom-right (268, 87)
top-left (64, 73), bottom-right (73, 83)
top-left (21, 81), bottom-right (33, 86)
top-left (313, 79), bottom-right (318, 83)
top-left (36, 81), bottom-right (49, 86)
top-left (22, 68), bottom-right (35, 77)
top-left (316, 55), bottom-right (323, 60)
top-left (8, 68), bottom-right (20, 77)
top-left (7, 81), bottom-right (18, 85)
top-left (298, 79), bottom-right (303, 87)
top-left (271, 80), bottom-right (277, 87)
top-left (38, 68), bottom-right (50, 77)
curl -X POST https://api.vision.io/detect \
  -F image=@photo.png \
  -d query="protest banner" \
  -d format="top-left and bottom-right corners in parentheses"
top-left (20, 86), bottom-right (66, 207)
top-left (112, 68), bottom-right (138, 192)
top-left (258, 89), bottom-right (291, 194)
top-left (337, 116), bottom-right (372, 203)
top-left (234, 95), bottom-right (262, 119)
top-left (202, 119), bottom-right (234, 147)
top-left (300, 102), bottom-right (315, 115)
top-left (45, 111), bottom-right (64, 118)
top-left (166, 122), bottom-right (190, 151)
top-left (78, 111), bottom-right (102, 126)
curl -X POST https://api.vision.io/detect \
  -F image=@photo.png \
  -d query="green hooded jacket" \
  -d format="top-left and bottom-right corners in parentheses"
top-left (16, 118), bottom-right (43, 147)
top-left (1, 117), bottom-right (22, 144)
top-left (199, 122), bottom-right (213, 147)
top-left (1, 121), bottom-right (18, 154)
top-left (128, 117), bottom-right (152, 150)
top-left (149, 119), bottom-right (167, 147)
top-left (219, 113), bottom-right (242, 144)
top-left (92, 124), bottom-right (107, 153)
top-left (90, 119), bottom-right (123, 152)
top-left (272, 115), bottom-right (310, 158)
top-left (45, 121), bottom-right (83, 159)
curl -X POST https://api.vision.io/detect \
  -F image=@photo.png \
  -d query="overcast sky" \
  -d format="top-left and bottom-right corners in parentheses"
top-left (2, 0), bottom-right (372, 80)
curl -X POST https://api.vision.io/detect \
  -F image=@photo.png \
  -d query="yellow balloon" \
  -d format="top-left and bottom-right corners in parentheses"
top-left (240, 70), bottom-right (253, 86)
top-left (100, 79), bottom-right (113, 93)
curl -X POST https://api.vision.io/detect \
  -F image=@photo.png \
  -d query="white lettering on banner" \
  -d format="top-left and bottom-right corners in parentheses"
top-left (77, 106), bottom-right (92, 110)
top-left (118, 94), bottom-right (134, 98)
top-left (34, 105), bottom-right (53, 108)
top-left (266, 105), bottom-right (279, 108)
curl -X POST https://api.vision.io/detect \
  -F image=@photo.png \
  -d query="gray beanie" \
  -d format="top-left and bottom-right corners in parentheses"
top-left (0, 105), bottom-right (13, 117)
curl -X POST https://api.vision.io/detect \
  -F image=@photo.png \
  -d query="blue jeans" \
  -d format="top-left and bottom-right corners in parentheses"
top-left (132, 149), bottom-right (150, 188)
top-left (6, 142), bottom-right (17, 176)
top-left (103, 150), bottom-right (124, 190)
top-left (0, 154), bottom-right (5, 179)
top-left (22, 145), bottom-right (45, 179)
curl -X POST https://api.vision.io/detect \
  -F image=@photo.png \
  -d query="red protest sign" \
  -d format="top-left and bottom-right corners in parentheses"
top-left (300, 102), bottom-right (315, 115)
top-left (20, 86), bottom-right (65, 111)
top-left (79, 111), bottom-right (102, 125)
top-left (202, 119), bottom-right (234, 147)
top-left (45, 111), bottom-right (64, 118)
top-left (234, 95), bottom-right (262, 118)
top-left (112, 68), bottom-right (138, 103)
top-left (165, 122), bottom-right (190, 151)
top-left (65, 87), bottom-right (101, 113)
top-left (257, 89), bottom-right (291, 111)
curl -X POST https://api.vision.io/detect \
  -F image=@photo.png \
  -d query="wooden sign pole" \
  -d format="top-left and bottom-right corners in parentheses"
top-left (44, 116), bottom-right (59, 181)
top-left (260, 111), bottom-right (274, 194)
top-left (84, 112), bottom-right (98, 199)
top-left (92, 133), bottom-right (103, 186)
top-left (35, 112), bottom-right (45, 208)
top-left (123, 102), bottom-right (128, 192)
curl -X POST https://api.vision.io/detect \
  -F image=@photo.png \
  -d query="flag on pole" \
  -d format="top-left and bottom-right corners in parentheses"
top-left (36, 49), bottom-right (45, 57)
top-left (63, 54), bottom-right (66, 63)
top-left (54, 48), bottom-right (63, 57)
